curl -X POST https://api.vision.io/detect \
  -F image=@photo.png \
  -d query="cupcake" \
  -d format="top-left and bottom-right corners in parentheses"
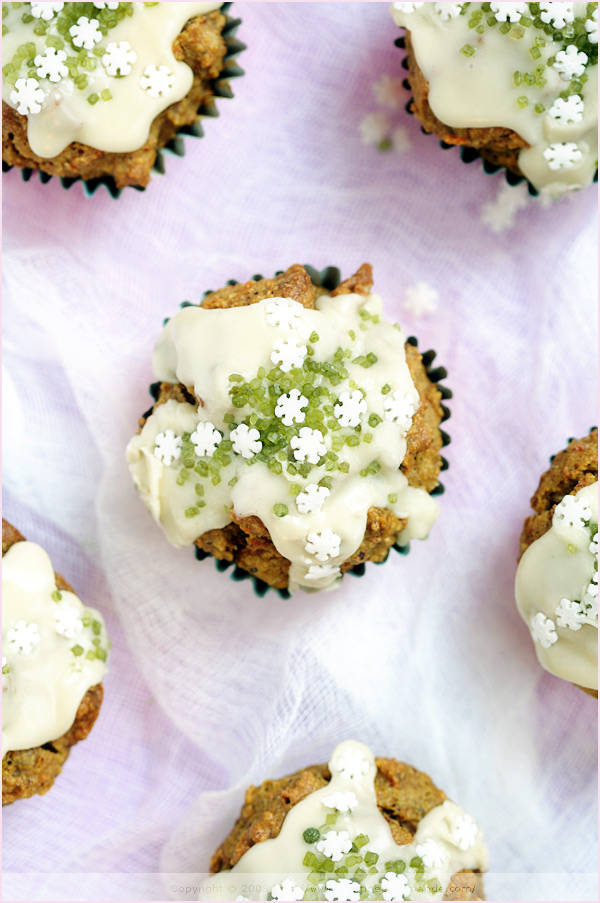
top-left (202, 740), bottom-right (487, 901)
top-left (515, 429), bottom-right (598, 697)
top-left (390, 2), bottom-right (598, 196)
top-left (126, 264), bottom-right (449, 594)
top-left (2, 2), bottom-right (243, 191)
top-left (2, 519), bottom-right (110, 804)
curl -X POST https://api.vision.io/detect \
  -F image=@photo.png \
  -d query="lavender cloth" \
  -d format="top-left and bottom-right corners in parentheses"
top-left (2, 3), bottom-right (597, 901)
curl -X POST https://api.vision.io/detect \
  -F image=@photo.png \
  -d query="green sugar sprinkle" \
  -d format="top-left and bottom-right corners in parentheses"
top-left (273, 503), bottom-right (288, 517)
top-left (71, 645), bottom-right (84, 657)
top-left (388, 493), bottom-right (398, 504)
top-left (303, 828), bottom-right (320, 844)
top-left (185, 506), bottom-right (200, 518)
top-left (51, 590), bottom-right (62, 602)
top-left (460, 43), bottom-right (476, 57)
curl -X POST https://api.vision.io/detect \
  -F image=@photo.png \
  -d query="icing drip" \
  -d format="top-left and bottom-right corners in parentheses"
top-left (1, 2), bottom-right (222, 158)
top-left (2, 541), bottom-right (110, 756)
top-left (515, 482), bottom-right (598, 689)
top-left (391, 2), bottom-right (598, 195)
top-left (126, 293), bottom-right (440, 592)
top-left (198, 740), bottom-right (488, 901)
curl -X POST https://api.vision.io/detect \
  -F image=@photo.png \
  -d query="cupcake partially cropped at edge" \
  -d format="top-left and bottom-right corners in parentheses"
top-left (2, 2), bottom-right (240, 189)
top-left (2, 519), bottom-right (110, 804)
top-left (390, 2), bottom-right (598, 196)
top-left (515, 429), bottom-right (598, 697)
top-left (200, 739), bottom-right (488, 901)
top-left (126, 264), bottom-right (448, 594)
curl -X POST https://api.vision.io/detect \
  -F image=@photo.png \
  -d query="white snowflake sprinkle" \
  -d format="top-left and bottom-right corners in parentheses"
top-left (190, 421), bottom-right (221, 457)
top-left (359, 111), bottom-right (392, 146)
top-left (530, 612), bottom-right (559, 648)
top-left (391, 125), bottom-right (411, 154)
top-left (322, 790), bottom-right (358, 812)
top-left (381, 872), bottom-right (410, 902)
top-left (553, 45), bottom-right (588, 81)
top-left (265, 298), bottom-right (303, 329)
top-left (434, 2), bottom-right (464, 21)
top-left (416, 838), bottom-right (449, 869)
top-left (332, 749), bottom-right (369, 780)
top-left (290, 427), bottom-right (326, 464)
top-left (271, 337), bottom-right (307, 372)
top-left (69, 16), bottom-right (103, 50)
top-left (305, 529), bottom-right (341, 562)
top-left (304, 563), bottom-right (342, 582)
top-left (9, 78), bottom-right (46, 115)
top-left (373, 74), bottom-right (406, 109)
top-left (304, 564), bottom-right (342, 580)
top-left (270, 879), bottom-right (304, 902)
top-left (140, 64), bottom-right (175, 98)
top-left (585, 8), bottom-right (598, 43)
top-left (275, 389), bottom-right (308, 426)
top-left (392, 2), bottom-right (424, 12)
top-left (583, 585), bottom-right (598, 619)
top-left (6, 620), bottom-right (40, 656)
top-left (452, 813), bottom-right (479, 851)
top-left (296, 483), bottom-right (330, 514)
top-left (34, 47), bottom-right (69, 83)
top-left (554, 494), bottom-right (593, 528)
top-left (548, 94), bottom-right (584, 125)
top-left (325, 879), bottom-right (361, 902)
top-left (402, 281), bottom-right (439, 316)
top-left (590, 534), bottom-right (598, 556)
top-left (53, 600), bottom-right (84, 640)
top-left (555, 597), bottom-right (586, 631)
top-left (93, 1), bottom-right (120, 8)
top-left (154, 430), bottom-right (182, 466)
top-left (490, 3), bottom-right (527, 22)
top-left (30, 2), bottom-right (64, 19)
top-left (539, 2), bottom-right (574, 29)
top-left (334, 390), bottom-right (367, 428)
top-left (543, 142), bottom-right (583, 171)
top-left (383, 390), bottom-right (416, 427)
top-left (230, 423), bottom-right (262, 459)
top-left (316, 830), bottom-right (353, 862)
top-left (102, 41), bottom-right (137, 77)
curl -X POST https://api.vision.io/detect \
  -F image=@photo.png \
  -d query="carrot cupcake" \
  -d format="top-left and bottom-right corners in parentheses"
top-left (515, 429), bottom-right (598, 696)
top-left (2, 520), bottom-right (110, 804)
top-left (390, 2), bottom-right (598, 195)
top-left (126, 264), bottom-right (449, 595)
top-left (202, 740), bottom-right (488, 901)
top-left (2, 2), bottom-right (243, 191)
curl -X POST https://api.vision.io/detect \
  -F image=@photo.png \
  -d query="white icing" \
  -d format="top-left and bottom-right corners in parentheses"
top-left (2, 541), bottom-right (109, 756)
top-left (391, 2), bottom-right (598, 195)
top-left (2, 2), bottom-right (222, 158)
top-left (198, 740), bottom-right (488, 901)
top-left (126, 292), bottom-right (440, 592)
top-left (515, 482), bottom-right (598, 690)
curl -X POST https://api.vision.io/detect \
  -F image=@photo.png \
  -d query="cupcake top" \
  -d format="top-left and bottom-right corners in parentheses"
top-left (2, 540), bottom-right (110, 757)
top-left (127, 287), bottom-right (440, 592)
top-left (516, 481), bottom-right (598, 690)
top-left (201, 740), bottom-right (488, 902)
top-left (391, 2), bottom-right (598, 195)
top-left (1, 1), bottom-right (221, 158)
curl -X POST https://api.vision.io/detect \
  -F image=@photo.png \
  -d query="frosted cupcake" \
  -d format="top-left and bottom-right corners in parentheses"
top-left (126, 264), bottom-right (450, 594)
top-left (2, 2), bottom-right (243, 192)
top-left (202, 740), bottom-right (487, 901)
top-left (391, 2), bottom-right (598, 196)
top-left (2, 520), bottom-right (110, 804)
top-left (515, 429), bottom-right (598, 696)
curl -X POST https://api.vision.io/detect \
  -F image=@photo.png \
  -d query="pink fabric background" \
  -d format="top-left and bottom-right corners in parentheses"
top-left (2, 2), bottom-right (598, 901)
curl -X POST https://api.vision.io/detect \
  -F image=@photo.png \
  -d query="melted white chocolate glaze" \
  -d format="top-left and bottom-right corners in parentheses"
top-left (126, 292), bottom-right (440, 592)
top-left (2, 541), bottom-right (109, 756)
top-left (391, 2), bottom-right (598, 195)
top-left (516, 482), bottom-right (598, 690)
top-left (2, 2), bottom-right (221, 158)
top-left (199, 740), bottom-right (488, 901)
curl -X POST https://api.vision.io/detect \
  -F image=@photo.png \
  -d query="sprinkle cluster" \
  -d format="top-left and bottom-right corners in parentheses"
top-left (529, 496), bottom-right (598, 650)
top-left (3, 2), bottom-right (176, 113)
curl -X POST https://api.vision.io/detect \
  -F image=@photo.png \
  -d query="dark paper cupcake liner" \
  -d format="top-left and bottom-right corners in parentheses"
top-left (394, 34), bottom-right (598, 197)
top-left (2, 3), bottom-right (245, 199)
top-left (143, 265), bottom-right (451, 598)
